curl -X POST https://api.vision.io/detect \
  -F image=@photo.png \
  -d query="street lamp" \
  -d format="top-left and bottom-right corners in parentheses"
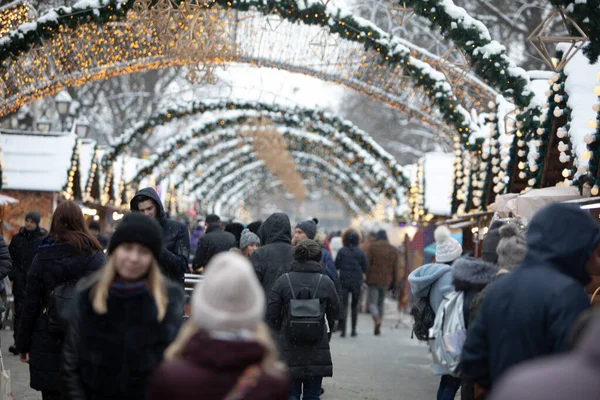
top-left (36, 117), bottom-right (51, 133)
top-left (75, 115), bottom-right (90, 138)
top-left (55, 91), bottom-right (72, 131)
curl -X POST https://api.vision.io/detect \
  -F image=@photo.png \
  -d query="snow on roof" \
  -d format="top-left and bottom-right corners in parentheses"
top-left (528, 73), bottom-right (551, 108)
top-left (561, 47), bottom-right (600, 178)
top-left (0, 193), bottom-right (19, 205)
top-left (423, 152), bottom-right (454, 216)
top-left (2, 132), bottom-right (76, 192)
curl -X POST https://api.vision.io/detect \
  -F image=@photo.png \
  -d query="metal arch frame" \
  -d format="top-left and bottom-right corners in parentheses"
top-left (195, 150), bottom-right (379, 211)
top-left (0, 1), bottom-right (488, 142)
top-left (127, 111), bottom-right (407, 198)
top-left (214, 167), bottom-right (364, 218)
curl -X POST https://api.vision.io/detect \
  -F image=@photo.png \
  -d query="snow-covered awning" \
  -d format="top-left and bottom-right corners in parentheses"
top-left (0, 193), bottom-right (19, 206)
top-left (1, 131), bottom-right (76, 192)
top-left (423, 152), bottom-right (454, 216)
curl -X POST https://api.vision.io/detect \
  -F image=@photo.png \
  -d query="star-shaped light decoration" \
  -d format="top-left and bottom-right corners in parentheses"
top-left (437, 45), bottom-right (471, 89)
top-left (527, 7), bottom-right (589, 72)
top-left (387, 2), bottom-right (414, 27)
top-left (309, 28), bottom-right (339, 61)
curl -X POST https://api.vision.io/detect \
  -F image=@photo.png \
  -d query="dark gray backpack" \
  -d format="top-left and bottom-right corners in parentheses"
top-left (285, 273), bottom-right (325, 343)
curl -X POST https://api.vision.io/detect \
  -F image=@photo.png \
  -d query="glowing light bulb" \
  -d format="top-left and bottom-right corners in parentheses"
top-left (562, 168), bottom-right (570, 178)
top-left (595, 85), bottom-right (600, 96)
top-left (588, 120), bottom-right (598, 129)
top-left (592, 185), bottom-right (599, 196)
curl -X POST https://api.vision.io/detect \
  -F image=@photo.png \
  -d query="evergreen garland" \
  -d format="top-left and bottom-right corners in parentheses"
top-left (549, 0), bottom-right (600, 64)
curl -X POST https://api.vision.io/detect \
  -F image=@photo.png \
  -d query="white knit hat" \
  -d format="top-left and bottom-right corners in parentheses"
top-left (191, 252), bottom-right (265, 332)
top-left (434, 226), bottom-right (462, 263)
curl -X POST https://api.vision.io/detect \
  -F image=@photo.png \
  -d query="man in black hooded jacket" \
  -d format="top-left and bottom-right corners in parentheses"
top-left (130, 188), bottom-right (190, 284)
top-left (192, 214), bottom-right (236, 271)
top-left (250, 212), bottom-right (294, 294)
top-left (461, 203), bottom-right (600, 394)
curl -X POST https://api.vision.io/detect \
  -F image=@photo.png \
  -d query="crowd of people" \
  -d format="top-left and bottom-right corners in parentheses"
top-left (0, 189), bottom-right (598, 400)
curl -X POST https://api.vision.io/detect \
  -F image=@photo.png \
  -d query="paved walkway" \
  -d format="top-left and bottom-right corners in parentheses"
top-left (1, 299), bottom-right (439, 400)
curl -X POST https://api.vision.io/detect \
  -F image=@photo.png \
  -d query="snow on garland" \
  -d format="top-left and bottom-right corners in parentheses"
top-left (3, 0), bottom-right (482, 148)
top-left (549, 0), bottom-right (600, 64)
top-left (402, 0), bottom-right (533, 109)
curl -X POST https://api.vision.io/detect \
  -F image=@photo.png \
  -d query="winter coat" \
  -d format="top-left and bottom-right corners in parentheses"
top-left (131, 188), bottom-right (190, 283)
top-left (147, 333), bottom-right (290, 400)
top-left (0, 235), bottom-right (11, 283)
top-left (250, 213), bottom-right (294, 294)
top-left (489, 314), bottom-right (600, 400)
top-left (335, 229), bottom-right (367, 290)
top-left (266, 261), bottom-right (340, 380)
top-left (365, 232), bottom-right (398, 287)
top-left (62, 279), bottom-right (184, 400)
top-left (329, 236), bottom-right (343, 260)
top-left (95, 234), bottom-right (109, 250)
top-left (192, 225), bottom-right (237, 269)
top-left (8, 227), bottom-right (46, 299)
top-left (321, 248), bottom-right (337, 283)
top-left (189, 226), bottom-right (204, 254)
top-left (461, 203), bottom-right (599, 390)
top-left (451, 258), bottom-right (497, 329)
top-left (15, 239), bottom-right (105, 392)
top-left (408, 262), bottom-right (454, 375)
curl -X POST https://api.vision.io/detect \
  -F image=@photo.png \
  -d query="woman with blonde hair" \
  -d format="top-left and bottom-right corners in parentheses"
top-left (62, 213), bottom-right (184, 400)
top-left (16, 200), bottom-right (105, 400)
top-left (147, 252), bottom-right (289, 400)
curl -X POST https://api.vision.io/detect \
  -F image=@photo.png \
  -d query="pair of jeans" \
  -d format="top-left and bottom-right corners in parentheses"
top-left (289, 377), bottom-right (323, 400)
top-left (340, 286), bottom-right (360, 334)
top-left (367, 285), bottom-right (386, 319)
top-left (437, 374), bottom-right (461, 400)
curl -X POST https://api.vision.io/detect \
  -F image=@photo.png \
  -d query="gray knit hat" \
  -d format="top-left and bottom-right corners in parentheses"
top-left (239, 228), bottom-right (260, 250)
top-left (496, 223), bottom-right (527, 271)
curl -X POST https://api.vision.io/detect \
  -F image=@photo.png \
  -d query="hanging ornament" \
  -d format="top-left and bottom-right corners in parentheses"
top-left (437, 44), bottom-right (471, 89)
top-left (387, 2), bottom-right (415, 26)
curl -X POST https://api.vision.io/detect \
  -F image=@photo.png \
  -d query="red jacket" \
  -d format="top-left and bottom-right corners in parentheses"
top-left (147, 333), bottom-right (289, 400)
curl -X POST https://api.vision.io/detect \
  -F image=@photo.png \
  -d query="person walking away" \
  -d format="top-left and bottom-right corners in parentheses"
top-left (247, 220), bottom-right (262, 235)
top-left (250, 213), bottom-right (294, 294)
top-left (8, 211), bottom-right (45, 355)
top-left (365, 230), bottom-right (398, 336)
top-left (293, 220), bottom-right (336, 283)
top-left (489, 309), bottom-right (600, 400)
top-left (225, 222), bottom-right (245, 247)
top-left (16, 201), bottom-right (105, 400)
top-left (189, 220), bottom-right (205, 255)
top-left (267, 240), bottom-right (339, 400)
top-left (335, 228), bottom-right (367, 337)
top-left (240, 228), bottom-right (260, 258)
top-left (461, 203), bottom-right (600, 396)
top-left (88, 221), bottom-right (109, 250)
top-left (329, 233), bottom-right (342, 261)
top-left (62, 213), bottom-right (184, 400)
top-left (147, 252), bottom-right (289, 400)
top-left (408, 225), bottom-right (462, 400)
top-left (131, 187), bottom-right (190, 283)
top-left (192, 214), bottom-right (236, 271)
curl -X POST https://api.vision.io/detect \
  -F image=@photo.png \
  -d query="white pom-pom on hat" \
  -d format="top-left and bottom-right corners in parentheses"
top-left (434, 225), bottom-right (452, 242)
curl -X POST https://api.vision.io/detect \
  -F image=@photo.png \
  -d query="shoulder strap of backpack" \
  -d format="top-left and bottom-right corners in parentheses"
top-left (285, 273), bottom-right (296, 300)
top-left (312, 275), bottom-right (324, 299)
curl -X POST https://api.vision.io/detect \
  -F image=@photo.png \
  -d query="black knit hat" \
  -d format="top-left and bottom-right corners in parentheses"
top-left (296, 220), bottom-right (317, 240)
top-left (293, 239), bottom-right (322, 262)
top-left (25, 211), bottom-right (41, 226)
top-left (108, 213), bottom-right (163, 260)
top-left (482, 220), bottom-right (506, 263)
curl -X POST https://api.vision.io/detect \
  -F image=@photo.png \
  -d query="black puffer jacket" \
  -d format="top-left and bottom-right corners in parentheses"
top-left (250, 213), bottom-right (294, 294)
top-left (131, 188), bottom-right (190, 283)
top-left (266, 261), bottom-right (340, 379)
top-left (9, 227), bottom-right (47, 299)
top-left (62, 278), bottom-right (184, 400)
top-left (192, 225), bottom-right (236, 269)
top-left (462, 203), bottom-right (599, 390)
top-left (335, 229), bottom-right (367, 290)
top-left (15, 239), bottom-right (105, 392)
top-left (0, 235), bottom-right (12, 282)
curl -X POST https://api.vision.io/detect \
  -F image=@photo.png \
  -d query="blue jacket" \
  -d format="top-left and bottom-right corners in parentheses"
top-left (335, 230), bottom-right (367, 289)
top-left (321, 248), bottom-right (337, 283)
top-left (461, 203), bottom-right (600, 389)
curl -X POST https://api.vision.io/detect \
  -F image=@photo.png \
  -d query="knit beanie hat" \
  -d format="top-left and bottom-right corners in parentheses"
top-left (191, 252), bottom-right (265, 332)
top-left (296, 220), bottom-right (317, 240)
top-left (496, 223), bottom-right (527, 271)
top-left (481, 220), bottom-right (505, 263)
top-left (25, 211), bottom-right (41, 226)
top-left (108, 213), bottom-right (163, 260)
top-left (434, 226), bottom-right (462, 263)
top-left (239, 228), bottom-right (260, 250)
top-left (293, 239), bottom-right (322, 262)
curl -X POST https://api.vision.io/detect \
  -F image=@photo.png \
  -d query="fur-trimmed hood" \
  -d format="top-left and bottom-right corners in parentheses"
top-left (342, 227), bottom-right (362, 247)
top-left (452, 257), bottom-right (498, 292)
